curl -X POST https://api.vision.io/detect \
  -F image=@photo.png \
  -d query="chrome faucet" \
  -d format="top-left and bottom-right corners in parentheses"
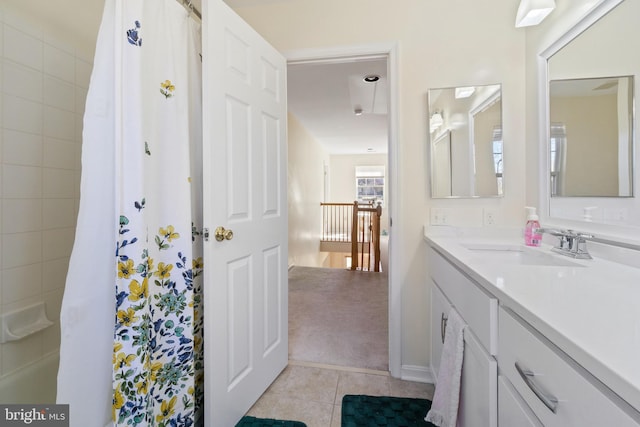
top-left (535, 228), bottom-right (593, 260)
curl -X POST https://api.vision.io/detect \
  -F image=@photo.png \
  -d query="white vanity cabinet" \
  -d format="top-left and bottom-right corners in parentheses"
top-left (425, 233), bottom-right (640, 427)
top-left (498, 375), bottom-right (543, 427)
top-left (428, 246), bottom-right (498, 427)
top-left (499, 306), bottom-right (640, 427)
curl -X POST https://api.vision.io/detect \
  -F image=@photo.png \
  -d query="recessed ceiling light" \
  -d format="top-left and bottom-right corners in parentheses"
top-left (367, 148), bottom-right (375, 152)
top-left (363, 75), bottom-right (380, 83)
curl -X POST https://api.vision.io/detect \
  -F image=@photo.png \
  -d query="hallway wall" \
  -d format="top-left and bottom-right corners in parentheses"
top-left (329, 153), bottom-right (390, 233)
top-left (288, 113), bottom-right (330, 267)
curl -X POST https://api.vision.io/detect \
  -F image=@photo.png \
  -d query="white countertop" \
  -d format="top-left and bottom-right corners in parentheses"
top-left (423, 226), bottom-right (640, 413)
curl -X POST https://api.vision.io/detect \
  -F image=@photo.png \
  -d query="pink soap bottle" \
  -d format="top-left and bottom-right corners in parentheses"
top-left (524, 207), bottom-right (542, 247)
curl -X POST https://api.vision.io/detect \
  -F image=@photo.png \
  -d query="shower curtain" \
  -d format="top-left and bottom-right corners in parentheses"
top-left (57, 0), bottom-right (204, 425)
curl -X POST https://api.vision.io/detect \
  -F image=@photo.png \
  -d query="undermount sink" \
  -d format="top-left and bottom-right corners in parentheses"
top-left (461, 242), bottom-right (585, 267)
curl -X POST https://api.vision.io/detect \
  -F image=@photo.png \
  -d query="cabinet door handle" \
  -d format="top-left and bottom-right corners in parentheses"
top-left (440, 313), bottom-right (448, 344)
top-left (515, 361), bottom-right (559, 413)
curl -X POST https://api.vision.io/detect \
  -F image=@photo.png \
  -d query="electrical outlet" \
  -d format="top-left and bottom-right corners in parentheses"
top-left (483, 209), bottom-right (496, 226)
top-left (430, 208), bottom-right (442, 225)
top-left (605, 208), bottom-right (628, 223)
top-left (430, 208), bottom-right (449, 225)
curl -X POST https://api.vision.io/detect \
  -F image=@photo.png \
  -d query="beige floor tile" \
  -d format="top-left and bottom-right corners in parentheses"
top-left (267, 364), bottom-right (340, 404)
top-left (330, 404), bottom-right (341, 427)
top-left (247, 392), bottom-right (334, 427)
top-left (388, 376), bottom-right (435, 400)
top-left (247, 365), bottom-right (435, 426)
top-left (334, 371), bottom-right (390, 405)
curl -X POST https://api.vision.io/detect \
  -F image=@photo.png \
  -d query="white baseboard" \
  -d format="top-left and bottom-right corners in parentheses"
top-left (400, 364), bottom-right (435, 384)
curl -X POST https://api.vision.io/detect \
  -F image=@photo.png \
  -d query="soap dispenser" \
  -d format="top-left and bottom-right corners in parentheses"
top-left (524, 207), bottom-right (542, 247)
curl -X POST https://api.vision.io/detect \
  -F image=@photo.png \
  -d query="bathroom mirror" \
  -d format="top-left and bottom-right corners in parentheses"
top-left (428, 84), bottom-right (503, 198)
top-left (545, 0), bottom-right (640, 227)
top-left (549, 76), bottom-right (633, 197)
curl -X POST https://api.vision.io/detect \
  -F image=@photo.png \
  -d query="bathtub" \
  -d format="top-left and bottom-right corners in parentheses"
top-left (0, 351), bottom-right (58, 403)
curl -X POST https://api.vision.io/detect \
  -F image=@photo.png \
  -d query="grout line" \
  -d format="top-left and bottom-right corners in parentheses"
top-left (288, 359), bottom-right (390, 377)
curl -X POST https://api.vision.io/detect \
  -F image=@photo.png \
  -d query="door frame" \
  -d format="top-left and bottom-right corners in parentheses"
top-left (284, 43), bottom-right (401, 378)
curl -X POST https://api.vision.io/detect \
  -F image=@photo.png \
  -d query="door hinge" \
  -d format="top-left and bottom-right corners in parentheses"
top-left (203, 227), bottom-right (210, 242)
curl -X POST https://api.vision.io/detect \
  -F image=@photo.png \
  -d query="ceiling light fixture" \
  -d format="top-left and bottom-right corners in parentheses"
top-left (363, 74), bottom-right (380, 83)
top-left (515, 0), bottom-right (555, 28)
top-left (455, 86), bottom-right (476, 99)
top-left (354, 106), bottom-right (363, 116)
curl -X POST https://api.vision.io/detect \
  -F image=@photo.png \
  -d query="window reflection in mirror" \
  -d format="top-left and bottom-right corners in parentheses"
top-left (428, 84), bottom-right (503, 198)
top-left (549, 76), bottom-right (633, 197)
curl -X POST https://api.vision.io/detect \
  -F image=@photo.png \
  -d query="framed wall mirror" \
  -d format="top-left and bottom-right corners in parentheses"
top-left (543, 0), bottom-right (639, 227)
top-left (549, 76), bottom-right (633, 197)
top-left (428, 84), bottom-right (503, 198)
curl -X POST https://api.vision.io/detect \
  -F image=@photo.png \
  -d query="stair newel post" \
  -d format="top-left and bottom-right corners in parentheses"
top-left (373, 203), bottom-right (382, 272)
top-left (351, 201), bottom-right (359, 270)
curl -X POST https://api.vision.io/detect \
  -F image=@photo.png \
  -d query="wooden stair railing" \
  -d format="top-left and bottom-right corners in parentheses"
top-left (320, 201), bottom-right (382, 272)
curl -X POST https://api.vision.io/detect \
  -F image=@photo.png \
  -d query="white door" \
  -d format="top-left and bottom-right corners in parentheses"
top-left (202, 1), bottom-right (288, 425)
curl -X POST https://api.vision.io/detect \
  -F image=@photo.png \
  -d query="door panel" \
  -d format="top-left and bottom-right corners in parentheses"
top-left (227, 256), bottom-right (252, 387)
top-left (226, 97), bottom-right (251, 220)
top-left (202, 1), bottom-right (288, 425)
top-left (263, 246), bottom-right (282, 354)
top-left (262, 113), bottom-right (280, 216)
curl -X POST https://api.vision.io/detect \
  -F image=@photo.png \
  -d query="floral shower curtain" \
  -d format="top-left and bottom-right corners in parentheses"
top-left (57, 0), bottom-right (204, 426)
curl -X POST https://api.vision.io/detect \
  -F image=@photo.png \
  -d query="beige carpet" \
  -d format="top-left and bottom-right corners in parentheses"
top-left (288, 266), bottom-right (389, 371)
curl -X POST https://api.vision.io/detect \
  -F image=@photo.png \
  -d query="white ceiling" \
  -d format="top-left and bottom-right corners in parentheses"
top-left (288, 59), bottom-right (389, 154)
top-left (3, 0), bottom-right (388, 155)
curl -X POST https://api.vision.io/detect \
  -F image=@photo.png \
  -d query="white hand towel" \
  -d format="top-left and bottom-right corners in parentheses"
top-left (425, 307), bottom-right (467, 427)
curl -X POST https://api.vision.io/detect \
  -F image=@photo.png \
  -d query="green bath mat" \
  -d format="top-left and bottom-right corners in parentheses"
top-left (341, 395), bottom-right (436, 427)
top-left (235, 416), bottom-right (307, 427)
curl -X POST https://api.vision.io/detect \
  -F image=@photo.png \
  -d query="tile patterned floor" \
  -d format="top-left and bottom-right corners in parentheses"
top-left (245, 361), bottom-right (435, 427)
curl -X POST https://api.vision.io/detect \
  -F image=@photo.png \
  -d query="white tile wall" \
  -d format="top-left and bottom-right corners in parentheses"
top-left (43, 106), bottom-right (75, 140)
top-left (43, 199), bottom-right (75, 229)
top-left (3, 25), bottom-right (43, 71)
top-left (1, 231), bottom-right (42, 269)
top-left (44, 44), bottom-right (75, 83)
top-left (1, 332), bottom-right (42, 374)
top-left (2, 165), bottom-right (42, 198)
top-left (2, 130), bottom-right (42, 166)
top-left (42, 228), bottom-right (74, 262)
top-left (3, 95), bottom-right (43, 135)
top-left (0, 5), bottom-right (92, 378)
top-left (2, 199), bottom-right (42, 233)
top-left (75, 59), bottom-right (93, 89)
top-left (44, 76), bottom-right (75, 112)
top-left (43, 137), bottom-right (76, 170)
top-left (2, 60), bottom-right (43, 101)
top-left (42, 288), bottom-right (64, 355)
top-left (1, 264), bottom-right (42, 304)
top-left (43, 168), bottom-right (76, 198)
top-left (42, 259), bottom-right (70, 292)
top-left (0, 14), bottom-right (4, 377)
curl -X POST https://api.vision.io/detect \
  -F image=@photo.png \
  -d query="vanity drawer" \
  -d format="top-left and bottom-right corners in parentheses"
top-left (498, 307), bottom-right (640, 427)
top-left (498, 375), bottom-right (543, 427)
top-left (428, 246), bottom-right (497, 355)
